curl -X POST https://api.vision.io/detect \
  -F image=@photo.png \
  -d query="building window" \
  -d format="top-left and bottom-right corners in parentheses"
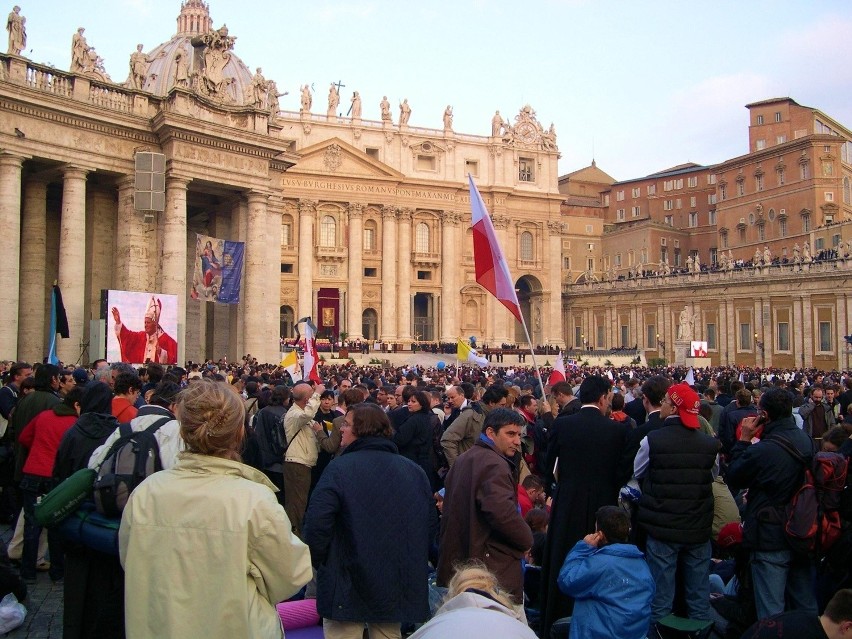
top-left (465, 160), bottom-right (479, 178)
top-left (800, 162), bottom-right (810, 180)
top-left (647, 324), bottom-right (656, 349)
top-left (281, 222), bottom-right (292, 247)
top-left (756, 174), bottom-right (764, 191)
top-left (740, 323), bottom-right (752, 350)
top-left (365, 147), bottom-right (380, 160)
top-left (621, 325), bottom-right (629, 348)
top-left (415, 222), bottom-right (430, 253)
top-left (689, 212), bottom-right (698, 227)
top-left (709, 210), bottom-right (717, 225)
top-left (519, 157), bottom-right (534, 182)
top-left (776, 135), bottom-right (787, 144)
top-left (709, 247), bottom-right (717, 265)
top-left (417, 270), bottom-right (431, 280)
top-left (587, 258), bottom-right (594, 271)
top-left (819, 321), bottom-right (832, 352)
top-left (815, 237), bottom-right (824, 251)
top-left (664, 200), bottom-right (673, 211)
top-left (738, 227), bottom-right (746, 243)
top-left (563, 256), bottom-right (570, 269)
top-left (777, 167), bottom-right (785, 185)
top-left (825, 191), bottom-right (834, 202)
top-left (596, 325), bottom-right (604, 348)
top-left (663, 180), bottom-right (673, 192)
top-left (690, 196), bottom-right (697, 207)
top-left (721, 231), bottom-right (728, 248)
top-left (574, 326), bottom-right (582, 348)
top-left (687, 176), bottom-right (698, 188)
top-left (664, 215), bottom-right (673, 226)
top-left (756, 115), bottom-right (764, 125)
top-left (757, 224), bottom-right (765, 241)
top-left (707, 323), bottom-right (716, 350)
top-left (631, 206), bottom-right (641, 217)
top-left (614, 253), bottom-right (622, 267)
top-left (616, 190), bottom-right (625, 201)
top-left (280, 263), bottom-right (293, 274)
top-left (737, 181), bottom-right (745, 197)
top-left (775, 111), bottom-right (782, 123)
top-left (647, 184), bottom-right (656, 195)
top-left (364, 267), bottom-right (377, 277)
top-left (674, 249), bottom-right (681, 267)
top-left (417, 155), bottom-right (436, 171)
top-left (632, 187), bottom-right (640, 198)
top-left (802, 214), bottom-right (811, 232)
top-left (616, 208), bottom-right (625, 221)
top-left (520, 231), bottom-right (534, 261)
top-left (660, 247), bottom-right (667, 263)
top-left (363, 222), bottom-right (377, 251)
top-left (777, 322), bottom-right (790, 351)
top-left (780, 218), bottom-right (787, 237)
top-left (708, 194), bottom-right (717, 205)
top-left (319, 215), bottom-right (336, 247)
top-left (756, 139), bottom-right (766, 150)
top-left (833, 234), bottom-right (841, 248)
top-left (720, 184), bottom-right (727, 201)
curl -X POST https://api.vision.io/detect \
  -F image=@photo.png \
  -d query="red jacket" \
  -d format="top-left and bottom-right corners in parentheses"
top-left (517, 485), bottom-right (534, 517)
top-left (112, 396), bottom-right (138, 423)
top-left (18, 405), bottom-right (78, 477)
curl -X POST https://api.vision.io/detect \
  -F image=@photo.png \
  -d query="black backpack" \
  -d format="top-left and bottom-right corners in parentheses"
top-left (93, 416), bottom-right (171, 517)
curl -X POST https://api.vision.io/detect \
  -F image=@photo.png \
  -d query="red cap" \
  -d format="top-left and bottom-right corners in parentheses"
top-left (717, 522), bottom-right (743, 548)
top-left (667, 383), bottom-right (701, 429)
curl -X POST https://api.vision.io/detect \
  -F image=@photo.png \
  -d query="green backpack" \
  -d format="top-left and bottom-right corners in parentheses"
top-left (34, 467), bottom-right (97, 528)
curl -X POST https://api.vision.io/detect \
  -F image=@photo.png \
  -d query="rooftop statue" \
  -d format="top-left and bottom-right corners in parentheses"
top-left (6, 5), bottom-right (25, 56)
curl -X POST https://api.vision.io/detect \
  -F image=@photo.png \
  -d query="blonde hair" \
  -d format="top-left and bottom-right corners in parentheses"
top-left (445, 561), bottom-right (514, 610)
top-left (177, 380), bottom-right (245, 462)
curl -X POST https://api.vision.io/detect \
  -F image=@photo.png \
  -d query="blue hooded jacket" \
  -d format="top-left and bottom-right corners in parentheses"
top-left (558, 540), bottom-right (655, 639)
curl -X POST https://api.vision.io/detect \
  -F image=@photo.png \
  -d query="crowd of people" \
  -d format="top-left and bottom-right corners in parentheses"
top-left (0, 356), bottom-right (852, 638)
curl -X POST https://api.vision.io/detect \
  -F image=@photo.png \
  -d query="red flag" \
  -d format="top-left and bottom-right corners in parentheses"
top-left (547, 351), bottom-right (566, 386)
top-left (468, 175), bottom-right (522, 322)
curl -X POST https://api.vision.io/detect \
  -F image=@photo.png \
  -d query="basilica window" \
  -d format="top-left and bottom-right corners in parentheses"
top-left (519, 157), bottom-right (534, 182)
top-left (520, 231), bottom-right (534, 261)
top-left (281, 219), bottom-right (293, 247)
top-left (320, 215), bottom-right (336, 247)
top-left (363, 220), bottom-right (377, 251)
top-left (415, 223), bottom-right (430, 253)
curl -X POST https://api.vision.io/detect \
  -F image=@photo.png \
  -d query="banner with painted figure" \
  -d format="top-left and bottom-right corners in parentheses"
top-left (191, 234), bottom-right (245, 304)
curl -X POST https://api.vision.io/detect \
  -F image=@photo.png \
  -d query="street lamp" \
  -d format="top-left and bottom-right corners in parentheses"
top-left (754, 333), bottom-right (764, 353)
top-left (656, 333), bottom-right (665, 351)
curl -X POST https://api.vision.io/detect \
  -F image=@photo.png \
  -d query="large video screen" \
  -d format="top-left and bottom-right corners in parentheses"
top-left (105, 290), bottom-right (179, 364)
top-left (691, 341), bottom-right (708, 357)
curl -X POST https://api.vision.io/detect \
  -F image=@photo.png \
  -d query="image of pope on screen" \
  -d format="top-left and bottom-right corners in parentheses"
top-left (108, 291), bottom-right (178, 364)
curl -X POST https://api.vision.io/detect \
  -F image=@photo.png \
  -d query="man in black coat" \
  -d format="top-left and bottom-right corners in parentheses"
top-left (635, 383), bottom-right (720, 625)
top-left (726, 388), bottom-right (818, 621)
top-left (539, 375), bottom-right (629, 638)
top-left (619, 375), bottom-right (670, 486)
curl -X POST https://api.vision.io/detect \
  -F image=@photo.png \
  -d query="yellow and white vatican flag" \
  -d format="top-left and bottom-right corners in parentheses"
top-left (280, 350), bottom-right (302, 382)
top-left (457, 338), bottom-right (488, 367)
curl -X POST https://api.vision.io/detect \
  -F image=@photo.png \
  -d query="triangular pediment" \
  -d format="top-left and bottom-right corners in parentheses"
top-left (292, 137), bottom-right (404, 180)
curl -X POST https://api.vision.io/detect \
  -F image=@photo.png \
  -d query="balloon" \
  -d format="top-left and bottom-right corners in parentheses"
top-left (436, 361), bottom-right (446, 370)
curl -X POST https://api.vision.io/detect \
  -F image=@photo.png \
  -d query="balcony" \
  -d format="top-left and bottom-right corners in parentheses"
top-left (314, 245), bottom-right (347, 262)
top-left (411, 251), bottom-right (440, 266)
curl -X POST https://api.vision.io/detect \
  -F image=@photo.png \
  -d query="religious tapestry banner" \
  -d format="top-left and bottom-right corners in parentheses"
top-left (191, 233), bottom-right (245, 304)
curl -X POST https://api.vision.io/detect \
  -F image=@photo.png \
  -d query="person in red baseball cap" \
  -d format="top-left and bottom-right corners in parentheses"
top-left (633, 381), bottom-right (721, 626)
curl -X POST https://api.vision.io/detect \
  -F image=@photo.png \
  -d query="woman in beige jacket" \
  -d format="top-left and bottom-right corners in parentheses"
top-left (119, 380), bottom-right (312, 639)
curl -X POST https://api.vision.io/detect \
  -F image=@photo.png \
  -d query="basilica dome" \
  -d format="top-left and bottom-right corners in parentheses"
top-left (139, 0), bottom-right (254, 105)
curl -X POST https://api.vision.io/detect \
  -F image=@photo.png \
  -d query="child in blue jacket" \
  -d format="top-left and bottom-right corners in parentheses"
top-left (557, 506), bottom-right (655, 639)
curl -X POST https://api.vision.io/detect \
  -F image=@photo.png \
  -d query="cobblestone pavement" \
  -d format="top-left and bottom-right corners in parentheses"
top-left (0, 523), bottom-right (64, 638)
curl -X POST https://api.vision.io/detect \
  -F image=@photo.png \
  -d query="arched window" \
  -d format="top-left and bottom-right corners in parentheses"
top-left (415, 222), bottom-right (430, 253)
top-left (363, 220), bottom-right (377, 251)
top-left (320, 215), bottom-right (336, 247)
top-left (279, 305), bottom-right (295, 338)
top-left (520, 231), bottom-right (534, 261)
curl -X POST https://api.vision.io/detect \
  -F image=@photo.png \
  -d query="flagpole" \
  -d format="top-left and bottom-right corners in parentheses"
top-left (518, 312), bottom-right (548, 402)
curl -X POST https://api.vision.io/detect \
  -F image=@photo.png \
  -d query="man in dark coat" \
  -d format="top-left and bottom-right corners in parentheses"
top-left (619, 375), bottom-right (670, 486)
top-left (438, 408), bottom-right (532, 609)
top-left (726, 387), bottom-right (818, 621)
top-left (539, 375), bottom-right (630, 638)
top-left (304, 403), bottom-right (432, 637)
top-left (635, 383), bottom-right (720, 624)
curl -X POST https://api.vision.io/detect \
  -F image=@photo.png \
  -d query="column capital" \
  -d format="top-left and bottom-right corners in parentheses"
top-left (165, 174), bottom-right (191, 189)
top-left (397, 207), bottom-right (413, 222)
top-left (298, 199), bottom-right (317, 216)
top-left (347, 202), bottom-right (363, 218)
top-left (381, 205), bottom-right (397, 219)
top-left (0, 152), bottom-right (27, 168)
top-left (491, 214), bottom-right (511, 230)
top-left (61, 164), bottom-right (90, 180)
top-left (247, 190), bottom-right (270, 204)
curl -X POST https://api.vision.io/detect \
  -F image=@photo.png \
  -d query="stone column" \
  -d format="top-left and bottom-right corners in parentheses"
top-left (57, 166), bottom-right (89, 365)
top-left (547, 223), bottom-right (564, 347)
top-left (397, 208), bottom-right (412, 341)
top-left (380, 205), bottom-right (397, 341)
top-left (87, 188), bottom-right (115, 325)
top-left (297, 200), bottom-right (316, 321)
top-left (114, 175), bottom-right (153, 291)
top-left (725, 299), bottom-right (736, 366)
top-left (18, 177), bottom-right (47, 363)
top-left (0, 154), bottom-right (24, 359)
top-left (793, 295), bottom-right (804, 369)
top-left (267, 198), bottom-right (284, 349)
top-left (802, 294), bottom-right (813, 368)
top-left (346, 203), bottom-right (363, 339)
top-left (440, 211), bottom-right (460, 342)
top-left (245, 191), bottom-right (270, 361)
top-left (162, 176), bottom-right (190, 365)
top-left (836, 295), bottom-right (847, 372)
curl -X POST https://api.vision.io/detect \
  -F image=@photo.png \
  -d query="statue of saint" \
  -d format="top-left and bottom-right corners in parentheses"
top-left (300, 84), bottom-right (312, 113)
top-left (792, 243), bottom-right (801, 264)
top-left (399, 98), bottom-right (411, 126)
top-left (71, 27), bottom-right (90, 73)
top-left (763, 246), bottom-right (771, 266)
top-left (541, 123), bottom-right (558, 150)
top-left (350, 91), bottom-right (361, 119)
top-left (249, 67), bottom-right (267, 108)
top-left (173, 49), bottom-right (190, 87)
top-left (491, 110), bottom-right (503, 137)
top-left (380, 96), bottom-right (391, 121)
top-left (6, 5), bottom-right (25, 55)
top-left (443, 105), bottom-right (453, 131)
top-left (754, 247), bottom-right (762, 266)
top-left (802, 242), bottom-right (812, 263)
top-left (678, 306), bottom-right (693, 341)
top-left (266, 80), bottom-right (286, 115)
top-left (128, 43), bottom-right (161, 90)
top-left (327, 82), bottom-right (339, 117)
